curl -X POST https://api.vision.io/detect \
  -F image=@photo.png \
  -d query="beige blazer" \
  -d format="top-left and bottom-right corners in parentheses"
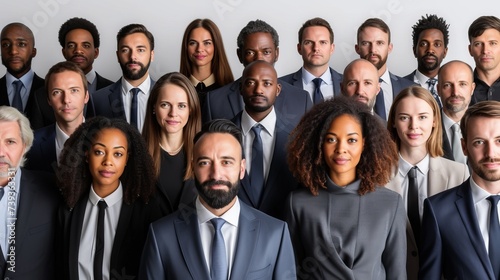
top-left (385, 156), bottom-right (469, 280)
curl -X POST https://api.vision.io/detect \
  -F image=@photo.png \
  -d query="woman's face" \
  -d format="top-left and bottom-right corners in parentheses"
top-left (322, 114), bottom-right (364, 185)
top-left (394, 95), bottom-right (435, 151)
top-left (187, 27), bottom-right (214, 69)
top-left (88, 128), bottom-right (128, 191)
top-left (155, 84), bottom-right (190, 136)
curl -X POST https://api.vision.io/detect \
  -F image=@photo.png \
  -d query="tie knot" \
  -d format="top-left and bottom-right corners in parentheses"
top-left (196, 82), bottom-right (206, 91)
top-left (379, 78), bottom-right (383, 83)
top-left (211, 218), bottom-right (226, 231)
top-left (130, 88), bottom-right (140, 96)
top-left (408, 166), bottom-right (418, 179)
top-left (488, 195), bottom-right (500, 207)
top-left (13, 80), bottom-right (23, 88)
top-left (312, 78), bottom-right (323, 88)
top-left (97, 200), bottom-right (108, 209)
top-left (251, 124), bottom-right (262, 136)
top-left (452, 123), bottom-right (461, 132)
top-left (427, 78), bottom-right (437, 87)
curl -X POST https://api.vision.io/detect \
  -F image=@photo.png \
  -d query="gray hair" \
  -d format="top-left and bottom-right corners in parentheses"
top-left (0, 106), bottom-right (34, 166)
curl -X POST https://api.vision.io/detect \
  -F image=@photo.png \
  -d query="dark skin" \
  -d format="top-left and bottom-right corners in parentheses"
top-left (237, 32), bottom-right (279, 67)
top-left (1, 23), bottom-right (36, 78)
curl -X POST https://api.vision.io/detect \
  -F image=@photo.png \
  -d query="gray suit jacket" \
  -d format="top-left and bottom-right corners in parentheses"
top-left (139, 200), bottom-right (296, 279)
top-left (385, 156), bottom-right (469, 280)
top-left (279, 67), bottom-right (343, 100)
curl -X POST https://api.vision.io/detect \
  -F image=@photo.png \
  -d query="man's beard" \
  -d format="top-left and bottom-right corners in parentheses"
top-left (470, 156), bottom-right (500, 182)
top-left (418, 54), bottom-right (440, 72)
top-left (120, 59), bottom-right (150, 81)
top-left (195, 178), bottom-right (239, 209)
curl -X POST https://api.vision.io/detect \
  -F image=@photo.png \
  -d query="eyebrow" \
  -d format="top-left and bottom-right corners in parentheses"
top-left (93, 143), bottom-right (126, 150)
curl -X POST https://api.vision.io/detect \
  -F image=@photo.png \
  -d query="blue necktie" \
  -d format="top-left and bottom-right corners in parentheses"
top-left (487, 195), bottom-right (500, 279)
top-left (12, 80), bottom-right (24, 112)
top-left (130, 88), bottom-right (140, 130)
top-left (210, 218), bottom-right (227, 280)
top-left (94, 200), bottom-right (108, 280)
top-left (427, 78), bottom-right (442, 109)
top-left (374, 78), bottom-right (386, 120)
top-left (312, 78), bottom-right (324, 104)
top-left (250, 125), bottom-right (264, 204)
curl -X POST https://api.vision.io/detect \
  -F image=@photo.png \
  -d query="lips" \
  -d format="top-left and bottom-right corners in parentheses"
top-left (194, 55), bottom-right (206, 60)
top-left (406, 133), bottom-right (421, 140)
top-left (333, 158), bottom-right (349, 165)
top-left (166, 120), bottom-right (180, 125)
top-left (355, 96), bottom-right (368, 103)
top-left (99, 170), bottom-right (115, 178)
top-left (71, 56), bottom-right (86, 63)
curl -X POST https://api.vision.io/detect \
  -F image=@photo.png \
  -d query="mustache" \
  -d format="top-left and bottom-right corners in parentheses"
top-left (479, 157), bottom-right (500, 164)
top-left (423, 54), bottom-right (438, 60)
top-left (126, 60), bottom-right (144, 67)
top-left (201, 179), bottom-right (232, 189)
top-left (0, 158), bottom-right (13, 166)
top-left (71, 55), bottom-right (86, 60)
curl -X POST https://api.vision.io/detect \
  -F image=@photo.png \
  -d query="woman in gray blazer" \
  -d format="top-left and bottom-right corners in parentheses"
top-left (285, 96), bottom-right (407, 280)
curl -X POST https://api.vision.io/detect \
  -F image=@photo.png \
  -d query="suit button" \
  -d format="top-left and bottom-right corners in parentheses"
top-left (411, 250), bottom-right (418, 257)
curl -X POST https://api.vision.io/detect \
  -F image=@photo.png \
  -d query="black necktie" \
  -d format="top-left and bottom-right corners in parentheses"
top-left (210, 218), bottom-right (228, 280)
top-left (250, 124), bottom-right (264, 204)
top-left (407, 166), bottom-right (421, 248)
top-left (374, 78), bottom-right (386, 120)
top-left (196, 82), bottom-right (206, 92)
top-left (12, 80), bottom-right (24, 112)
top-left (427, 78), bottom-right (442, 108)
top-left (0, 187), bottom-right (4, 201)
top-left (312, 78), bottom-right (324, 104)
top-left (487, 195), bottom-right (500, 279)
top-left (94, 200), bottom-right (108, 280)
top-left (130, 88), bottom-right (140, 130)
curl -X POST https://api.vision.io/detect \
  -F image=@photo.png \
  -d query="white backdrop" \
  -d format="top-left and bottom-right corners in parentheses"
top-left (0, 0), bottom-right (497, 81)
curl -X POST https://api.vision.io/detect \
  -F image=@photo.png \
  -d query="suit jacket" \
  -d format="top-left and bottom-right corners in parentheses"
top-left (25, 124), bottom-right (57, 173)
top-left (0, 168), bottom-right (60, 280)
top-left (203, 78), bottom-right (312, 127)
top-left (139, 200), bottom-right (296, 279)
top-left (57, 192), bottom-right (162, 279)
top-left (385, 156), bottom-right (469, 280)
top-left (419, 179), bottom-right (497, 280)
top-left (403, 70), bottom-right (417, 84)
top-left (232, 112), bottom-right (299, 220)
top-left (279, 67), bottom-right (343, 100)
top-left (0, 73), bottom-right (52, 130)
top-left (389, 72), bottom-right (418, 97)
top-left (85, 72), bottom-right (114, 119)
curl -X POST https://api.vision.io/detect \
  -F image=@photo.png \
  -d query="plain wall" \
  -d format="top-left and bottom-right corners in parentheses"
top-left (0, 0), bottom-right (495, 81)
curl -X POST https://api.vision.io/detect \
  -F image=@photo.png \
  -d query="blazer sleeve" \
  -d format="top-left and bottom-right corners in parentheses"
top-left (138, 224), bottom-right (164, 279)
top-left (418, 198), bottom-right (443, 280)
top-left (273, 223), bottom-right (297, 280)
top-left (382, 194), bottom-right (407, 280)
top-left (284, 191), bottom-right (304, 268)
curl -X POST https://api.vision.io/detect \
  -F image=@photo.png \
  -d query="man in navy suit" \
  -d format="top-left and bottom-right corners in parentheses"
top-left (203, 19), bottom-right (311, 127)
top-left (0, 106), bottom-right (59, 279)
top-left (26, 61), bottom-right (89, 173)
top-left (92, 23), bottom-right (155, 132)
top-left (420, 101), bottom-right (500, 279)
top-left (355, 18), bottom-right (416, 120)
top-left (280, 17), bottom-right (342, 102)
top-left (139, 119), bottom-right (296, 279)
top-left (232, 61), bottom-right (299, 220)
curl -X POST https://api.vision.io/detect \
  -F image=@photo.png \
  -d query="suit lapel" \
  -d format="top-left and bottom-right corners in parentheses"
top-left (110, 202), bottom-right (133, 269)
top-left (428, 157), bottom-right (446, 196)
top-left (229, 204), bottom-right (258, 280)
top-left (68, 194), bottom-right (88, 278)
top-left (0, 76), bottom-right (9, 106)
top-left (108, 82), bottom-right (126, 119)
top-left (11, 171), bottom-right (36, 257)
top-left (291, 70), bottom-right (303, 88)
top-left (227, 79), bottom-right (243, 117)
top-left (41, 125), bottom-right (57, 169)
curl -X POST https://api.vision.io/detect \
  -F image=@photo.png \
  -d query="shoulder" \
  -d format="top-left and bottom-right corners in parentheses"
top-left (390, 72), bottom-right (418, 87)
top-left (93, 80), bottom-right (120, 99)
top-left (240, 201), bottom-right (287, 230)
top-left (33, 124), bottom-right (55, 139)
top-left (279, 69), bottom-right (301, 82)
top-left (431, 157), bottom-right (468, 173)
top-left (330, 67), bottom-right (343, 80)
top-left (428, 180), bottom-right (468, 204)
top-left (20, 168), bottom-right (59, 198)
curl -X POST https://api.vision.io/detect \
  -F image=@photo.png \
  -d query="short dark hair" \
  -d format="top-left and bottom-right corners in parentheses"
top-left (468, 16), bottom-right (500, 42)
top-left (412, 14), bottom-right (449, 48)
top-left (58, 17), bottom-right (100, 48)
top-left (298, 17), bottom-right (334, 43)
top-left (44, 61), bottom-right (88, 97)
top-left (116, 23), bottom-right (154, 50)
top-left (194, 119), bottom-right (244, 158)
top-left (357, 18), bottom-right (391, 43)
top-left (461, 101), bottom-right (500, 142)
top-left (237, 19), bottom-right (279, 50)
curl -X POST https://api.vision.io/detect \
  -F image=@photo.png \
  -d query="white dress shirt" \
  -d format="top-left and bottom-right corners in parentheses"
top-left (379, 69), bottom-right (393, 118)
top-left (398, 153), bottom-right (430, 220)
top-left (54, 122), bottom-right (70, 164)
top-left (301, 67), bottom-right (335, 101)
top-left (120, 76), bottom-right (151, 132)
top-left (197, 197), bottom-right (240, 277)
top-left (86, 69), bottom-right (97, 94)
top-left (470, 177), bottom-right (500, 253)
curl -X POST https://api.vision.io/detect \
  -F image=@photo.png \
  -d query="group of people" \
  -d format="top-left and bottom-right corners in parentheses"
top-left (0, 11), bottom-right (499, 280)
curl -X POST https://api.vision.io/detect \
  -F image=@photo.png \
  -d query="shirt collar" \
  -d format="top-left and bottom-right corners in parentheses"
top-left (470, 176), bottom-right (498, 205)
top-left (379, 69), bottom-right (391, 84)
top-left (55, 122), bottom-right (71, 147)
top-left (301, 67), bottom-right (333, 85)
top-left (85, 69), bottom-right (97, 85)
top-left (441, 111), bottom-right (456, 130)
top-left (89, 181), bottom-right (123, 207)
top-left (190, 74), bottom-right (216, 87)
top-left (121, 75), bottom-right (151, 96)
top-left (398, 153), bottom-right (430, 176)
top-left (3, 168), bottom-right (22, 193)
top-left (6, 69), bottom-right (34, 91)
top-left (241, 107), bottom-right (276, 138)
top-left (196, 196), bottom-right (240, 227)
top-left (415, 69), bottom-right (434, 86)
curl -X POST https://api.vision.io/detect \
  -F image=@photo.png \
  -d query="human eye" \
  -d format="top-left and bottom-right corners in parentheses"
top-left (159, 102), bottom-right (170, 108)
top-left (1, 42), bottom-right (10, 48)
top-left (120, 47), bottom-right (129, 53)
top-left (6, 139), bottom-right (16, 145)
top-left (472, 139), bottom-right (484, 146)
top-left (361, 41), bottom-right (369, 46)
top-left (17, 42), bottom-right (27, 47)
top-left (399, 116), bottom-right (409, 121)
top-left (364, 81), bottom-right (373, 86)
top-left (71, 88), bottom-right (80, 94)
top-left (419, 115), bottom-right (428, 120)
top-left (178, 103), bottom-right (187, 109)
top-left (264, 81), bottom-right (272, 86)
top-left (434, 42), bottom-right (442, 47)
top-left (419, 41), bottom-right (428, 47)
top-left (94, 149), bottom-right (104, 155)
top-left (245, 50), bottom-right (255, 56)
top-left (204, 41), bottom-right (212, 46)
top-left (222, 160), bottom-right (234, 166)
top-left (198, 160), bottom-right (210, 167)
top-left (114, 151), bottom-right (124, 157)
top-left (263, 49), bottom-right (272, 55)
top-left (83, 43), bottom-right (92, 49)
top-left (188, 40), bottom-right (197, 46)
top-left (348, 138), bottom-right (358, 143)
top-left (138, 48), bottom-right (146, 53)
top-left (51, 90), bottom-right (62, 96)
top-left (377, 41), bottom-right (385, 46)
top-left (459, 82), bottom-right (468, 87)
top-left (325, 136), bottom-right (337, 143)
top-left (66, 42), bottom-right (75, 49)
top-left (491, 41), bottom-right (498, 46)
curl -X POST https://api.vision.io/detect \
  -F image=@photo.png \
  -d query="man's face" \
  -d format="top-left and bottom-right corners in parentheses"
top-left (469, 28), bottom-right (500, 73)
top-left (116, 32), bottom-right (154, 81)
top-left (62, 28), bottom-right (99, 74)
top-left (355, 26), bottom-right (393, 71)
top-left (341, 60), bottom-right (380, 110)
top-left (193, 132), bottom-right (246, 210)
top-left (297, 26), bottom-right (334, 69)
top-left (1, 24), bottom-right (36, 78)
top-left (240, 62), bottom-right (281, 115)
top-left (414, 28), bottom-right (448, 74)
top-left (47, 70), bottom-right (89, 127)
top-left (0, 121), bottom-right (26, 183)
top-left (237, 32), bottom-right (279, 67)
top-left (438, 62), bottom-right (475, 115)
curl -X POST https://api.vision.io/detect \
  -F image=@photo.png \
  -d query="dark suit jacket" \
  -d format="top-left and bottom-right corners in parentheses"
top-left (57, 192), bottom-right (162, 279)
top-left (203, 78), bottom-right (312, 126)
top-left (403, 70), bottom-right (417, 83)
top-left (420, 179), bottom-right (497, 280)
top-left (0, 168), bottom-right (60, 280)
top-left (389, 72), bottom-right (418, 97)
top-left (85, 72), bottom-right (114, 119)
top-left (279, 67), bottom-right (343, 99)
top-left (139, 200), bottom-right (296, 279)
top-left (25, 124), bottom-right (57, 173)
top-left (232, 112), bottom-right (299, 220)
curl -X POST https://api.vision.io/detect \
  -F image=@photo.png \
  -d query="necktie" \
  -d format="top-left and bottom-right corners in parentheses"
top-left (451, 123), bottom-right (466, 164)
top-left (130, 88), bottom-right (140, 130)
top-left (94, 200), bottom-right (108, 280)
top-left (0, 187), bottom-right (4, 201)
top-left (374, 78), bottom-right (386, 120)
top-left (427, 78), bottom-right (442, 108)
top-left (12, 80), bottom-right (24, 112)
top-left (210, 218), bottom-right (228, 280)
top-left (196, 82), bottom-right (206, 92)
top-left (312, 78), bottom-right (324, 104)
top-left (250, 124), bottom-right (264, 204)
top-left (487, 195), bottom-right (500, 279)
top-left (407, 166), bottom-right (421, 248)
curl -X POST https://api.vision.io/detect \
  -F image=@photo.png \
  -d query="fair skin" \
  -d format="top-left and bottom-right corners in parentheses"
top-left (297, 26), bottom-right (334, 77)
top-left (193, 132), bottom-right (246, 216)
top-left (394, 96), bottom-right (436, 165)
top-left (88, 128), bottom-right (129, 198)
top-left (469, 28), bottom-right (500, 86)
top-left (355, 26), bottom-right (393, 77)
top-left (0, 121), bottom-right (26, 186)
top-left (414, 28), bottom-right (448, 78)
top-left (438, 61), bottom-right (475, 122)
top-left (155, 84), bottom-right (190, 154)
top-left (0, 24), bottom-right (36, 79)
top-left (188, 27), bottom-right (214, 82)
top-left (341, 59), bottom-right (381, 110)
top-left (237, 32), bottom-right (279, 67)
top-left (322, 114), bottom-right (364, 187)
top-left (62, 29), bottom-right (98, 74)
top-left (47, 70), bottom-right (89, 136)
top-left (116, 32), bottom-right (154, 87)
top-left (462, 116), bottom-right (500, 194)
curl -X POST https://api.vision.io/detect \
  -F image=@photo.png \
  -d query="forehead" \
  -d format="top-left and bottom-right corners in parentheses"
top-left (345, 61), bottom-right (378, 80)
top-left (1, 25), bottom-right (33, 41)
top-left (303, 26), bottom-right (331, 37)
top-left (418, 28), bottom-right (445, 40)
top-left (119, 32), bottom-right (150, 47)
top-left (466, 116), bottom-right (500, 138)
top-left (0, 120), bottom-right (21, 138)
top-left (243, 32), bottom-right (275, 48)
top-left (190, 27), bottom-right (212, 38)
top-left (49, 70), bottom-right (85, 86)
top-left (194, 132), bottom-right (242, 158)
top-left (66, 28), bottom-right (94, 42)
top-left (94, 128), bottom-right (128, 145)
top-left (396, 95), bottom-right (433, 112)
top-left (359, 26), bottom-right (388, 40)
top-left (473, 28), bottom-right (500, 40)
top-left (244, 63), bottom-right (276, 79)
top-left (328, 114), bottom-right (362, 133)
top-left (440, 63), bottom-right (472, 80)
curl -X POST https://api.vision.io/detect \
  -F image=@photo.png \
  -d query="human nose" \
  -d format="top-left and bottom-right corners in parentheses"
top-left (335, 140), bottom-right (346, 154)
top-left (102, 153), bottom-right (113, 166)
